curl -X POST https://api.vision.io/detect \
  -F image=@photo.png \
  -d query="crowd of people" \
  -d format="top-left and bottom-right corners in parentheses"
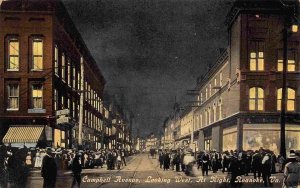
top-left (158, 148), bottom-right (299, 187)
top-left (0, 144), bottom-right (129, 188)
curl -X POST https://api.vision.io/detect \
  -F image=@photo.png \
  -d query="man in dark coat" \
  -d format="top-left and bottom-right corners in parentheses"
top-left (41, 148), bottom-right (57, 188)
top-left (201, 151), bottom-right (210, 176)
top-left (251, 150), bottom-right (262, 179)
top-left (71, 154), bottom-right (82, 188)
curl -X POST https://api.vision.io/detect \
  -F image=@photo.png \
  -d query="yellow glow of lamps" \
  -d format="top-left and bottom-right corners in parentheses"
top-left (292, 25), bottom-right (298, 33)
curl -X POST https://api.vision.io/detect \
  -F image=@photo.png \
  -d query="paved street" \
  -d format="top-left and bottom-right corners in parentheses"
top-left (26, 153), bottom-right (285, 188)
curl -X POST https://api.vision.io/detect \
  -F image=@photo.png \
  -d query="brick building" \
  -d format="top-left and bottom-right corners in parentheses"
top-left (193, 0), bottom-right (300, 154)
top-left (0, 0), bottom-right (106, 149)
top-left (163, 0), bottom-right (300, 155)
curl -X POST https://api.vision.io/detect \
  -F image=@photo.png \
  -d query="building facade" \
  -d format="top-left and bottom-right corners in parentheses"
top-left (195, 0), bottom-right (300, 154)
top-left (163, 0), bottom-right (300, 155)
top-left (0, 0), bottom-right (106, 149)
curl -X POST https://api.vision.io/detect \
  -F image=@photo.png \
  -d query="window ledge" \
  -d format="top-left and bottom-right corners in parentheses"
top-left (31, 69), bottom-right (44, 71)
top-left (7, 108), bottom-right (19, 111)
top-left (7, 69), bottom-right (19, 71)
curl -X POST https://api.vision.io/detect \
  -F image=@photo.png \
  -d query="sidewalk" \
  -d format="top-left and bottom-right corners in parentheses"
top-left (28, 155), bottom-right (135, 178)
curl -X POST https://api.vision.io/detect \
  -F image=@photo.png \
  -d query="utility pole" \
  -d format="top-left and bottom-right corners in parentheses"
top-left (78, 56), bottom-right (84, 149)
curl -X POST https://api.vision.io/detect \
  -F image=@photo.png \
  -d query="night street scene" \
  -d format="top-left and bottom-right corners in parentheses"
top-left (0, 0), bottom-right (300, 187)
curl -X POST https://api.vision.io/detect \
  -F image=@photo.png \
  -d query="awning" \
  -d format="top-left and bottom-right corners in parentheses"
top-left (3, 126), bottom-right (44, 143)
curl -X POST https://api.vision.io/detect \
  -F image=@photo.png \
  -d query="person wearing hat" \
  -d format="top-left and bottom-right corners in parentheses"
top-left (41, 147), bottom-right (57, 188)
top-left (283, 153), bottom-right (300, 188)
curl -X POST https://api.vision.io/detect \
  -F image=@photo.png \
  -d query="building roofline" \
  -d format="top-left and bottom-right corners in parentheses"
top-left (195, 48), bottom-right (229, 91)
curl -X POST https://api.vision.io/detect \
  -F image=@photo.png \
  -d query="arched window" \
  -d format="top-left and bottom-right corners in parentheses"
top-left (249, 87), bottom-right (264, 111)
top-left (277, 88), bottom-right (296, 111)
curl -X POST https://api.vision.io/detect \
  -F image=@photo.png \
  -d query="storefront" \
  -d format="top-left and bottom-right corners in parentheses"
top-left (222, 126), bottom-right (237, 151)
top-left (243, 124), bottom-right (300, 155)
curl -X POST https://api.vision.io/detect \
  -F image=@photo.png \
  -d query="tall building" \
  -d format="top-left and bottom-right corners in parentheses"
top-left (0, 0), bottom-right (106, 149)
top-left (191, 0), bottom-right (300, 154)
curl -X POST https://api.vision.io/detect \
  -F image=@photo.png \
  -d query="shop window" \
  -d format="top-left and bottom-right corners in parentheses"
top-left (7, 84), bottom-right (19, 110)
top-left (249, 87), bottom-right (264, 111)
top-left (7, 38), bottom-right (19, 71)
top-left (249, 41), bottom-right (264, 71)
top-left (32, 39), bottom-right (43, 71)
top-left (277, 88), bottom-right (296, 111)
top-left (32, 84), bottom-right (43, 109)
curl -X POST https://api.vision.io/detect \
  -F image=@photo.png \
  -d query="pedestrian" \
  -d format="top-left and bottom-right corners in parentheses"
top-left (121, 149), bottom-right (126, 166)
top-left (71, 153), bottom-right (82, 188)
top-left (163, 152), bottom-right (170, 170)
top-left (41, 148), bottom-right (57, 188)
top-left (283, 153), bottom-right (300, 188)
top-left (251, 150), bottom-right (262, 179)
top-left (158, 151), bottom-right (164, 168)
top-left (201, 151), bottom-right (210, 176)
top-left (261, 152), bottom-right (272, 187)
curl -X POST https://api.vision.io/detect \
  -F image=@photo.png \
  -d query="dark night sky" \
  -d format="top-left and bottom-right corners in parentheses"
top-left (62, 0), bottom-right (232, 137)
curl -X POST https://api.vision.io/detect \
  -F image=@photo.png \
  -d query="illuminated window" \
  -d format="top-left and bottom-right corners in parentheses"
top-left (62, 54), bottom-right (65, 81)
top-left (209, 84), bottom-right (212, 97)
top-left (205, 88), bottom-right (208, 100)
top-left (32, 39), bottom-right (43, 70)
top-left (208, 107), bottom-right (211, 124)
top-left (7, 84), bottom-right (19, 110)
top-left (67, 59), bottom-right (71, 86)
top-left (249, 87), bottom-right (264, 111)
top-left (8, 38), bottom-right (19, 71)
top-left (32, 84), bottom-right (43, 109)
top-left (277, 88), bottom-right (296, 111)
top-left (249, 41), bottom-right (264, 71)
top-left (200, 114), bottom-right (203, 128)
top-left (218, 98), bottom-right (222, 120)
top-left (277, 60), bottom-right (296, 72)
top-left (200, 93), bottom-right (203, 104)
top-left (54, 46), bottom-right (58, 75)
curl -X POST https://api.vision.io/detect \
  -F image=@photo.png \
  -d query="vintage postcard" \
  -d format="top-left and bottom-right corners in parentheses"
top-left (0, 0), bottom-right (299, 187)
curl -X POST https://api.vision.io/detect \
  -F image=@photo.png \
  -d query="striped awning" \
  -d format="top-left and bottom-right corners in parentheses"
top-left (3, 126), bottom-right (44, 143)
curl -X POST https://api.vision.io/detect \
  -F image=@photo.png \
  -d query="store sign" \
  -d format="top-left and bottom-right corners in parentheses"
top-left (28, 109), bottom-right (46, 113)
top-left (56, 116), bottom-right (69, 124)
top-left (56, 109), bottom-right (70, 116)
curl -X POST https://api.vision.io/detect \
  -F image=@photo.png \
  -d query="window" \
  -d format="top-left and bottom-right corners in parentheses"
top-left (205, 88), bottom-right (208, 100)
top-left (249, 87), bottom-right (264, 111)
top-left (8, 38), bottom-right (19, 71)
top-left (54, 89), bottom-right (58, 111)
top-left (7, 84), bottom-right (19, 110)
top-left (214, 78), bottom-right (217, 94)
top-left (73, 67), bottom-right (76, 88)
top-left (67, 59), bottom-right (71, 86)
top-left (208, 107), bottom-right (211, 125)
top-left (209, 84), bottom-right (212, 97)
top-left (200, 114), bottom-right (203, 128)
top-left (213, 103), bottom-right (217, 122)
top-left (54, 46), bottom-right (59, 75)
top-left (32, 39), bottom-right (43, 70)
top-left (200, 93), bottom-right (203, 104)
top-left (62, 54), bottom-right (65, 81)
top-left (249, 41), bottom-right (264, 71)
top-left (277, 88), bottom-right (296, 111)
top-left (277, 51), bottom-right (296, 72)
top-left (220, 72), bottom-right (223, 87)
top-left (32, 84), bottom-right (43, 109)
top-left (218, 99), bottom-right (222, 120)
